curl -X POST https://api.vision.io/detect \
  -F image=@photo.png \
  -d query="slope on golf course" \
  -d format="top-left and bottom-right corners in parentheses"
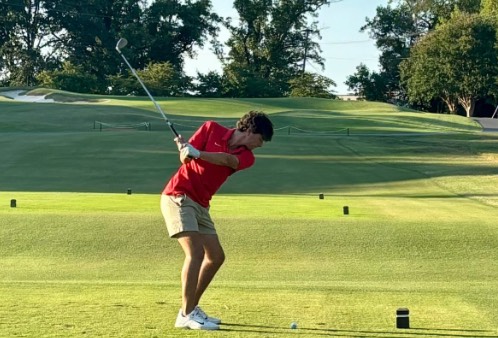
top-left (1, 89), bottom-right (497, 337)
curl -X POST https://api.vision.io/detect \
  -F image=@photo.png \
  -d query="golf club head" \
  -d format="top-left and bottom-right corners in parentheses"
top-left (116, 38), bottom-right (128, 52)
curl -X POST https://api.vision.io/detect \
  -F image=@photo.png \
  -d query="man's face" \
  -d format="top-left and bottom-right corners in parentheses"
top-left (244, 130), bottom-right (264, 150)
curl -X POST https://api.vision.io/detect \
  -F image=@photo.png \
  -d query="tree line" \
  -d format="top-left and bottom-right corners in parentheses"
top-left (346, 0), bottom-right (498, 117)
top-left (0, 0), bottom-right (335, 98)
top-left (1, 0), bottom-right (497, 116)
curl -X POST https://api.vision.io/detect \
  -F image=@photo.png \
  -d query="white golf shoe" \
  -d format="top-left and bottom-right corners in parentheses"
top-left (196, 305), bottom-right (222, 324)
top-left (175, 308), bottom-right (220, 330)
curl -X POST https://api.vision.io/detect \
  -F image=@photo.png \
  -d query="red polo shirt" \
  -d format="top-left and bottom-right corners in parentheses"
top-left (163, 121), bottom-right (255, 207)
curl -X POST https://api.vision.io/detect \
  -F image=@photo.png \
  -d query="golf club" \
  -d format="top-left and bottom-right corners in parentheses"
top-left (115, 38), bottom-right (180, 137)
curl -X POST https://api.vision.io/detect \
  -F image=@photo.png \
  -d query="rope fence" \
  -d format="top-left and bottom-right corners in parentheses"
top-left (274, 126), bottom-right (350, 136)
top-left (92, 120), bottom-right (350, 136)
top-left (94, 121), bottom-right (151, 131)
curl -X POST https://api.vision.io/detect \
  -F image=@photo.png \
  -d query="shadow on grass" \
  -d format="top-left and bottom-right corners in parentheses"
top-left (222, 322), bottom-right (498, 337)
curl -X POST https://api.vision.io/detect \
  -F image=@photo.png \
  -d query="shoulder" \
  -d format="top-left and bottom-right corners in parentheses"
top-left (202, 121), bottom-right (226, 131)
top-left (200, 121), bottom-right (231, 137)
top-left (190, 121), bottom-right (229, 147)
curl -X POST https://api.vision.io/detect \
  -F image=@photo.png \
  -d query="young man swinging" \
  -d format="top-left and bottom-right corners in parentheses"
top-left (161, 111), bottom-right (274, 330)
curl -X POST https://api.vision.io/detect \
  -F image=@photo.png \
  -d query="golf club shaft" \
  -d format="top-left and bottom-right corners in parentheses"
top-left (117, 50), bottom-right (179, 137)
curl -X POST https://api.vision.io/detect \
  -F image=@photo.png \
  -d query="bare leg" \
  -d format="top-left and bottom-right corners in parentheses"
top-left (176, 232), bottom-right (205, 316)
top-left (194, 234), bottom-right (225, 305)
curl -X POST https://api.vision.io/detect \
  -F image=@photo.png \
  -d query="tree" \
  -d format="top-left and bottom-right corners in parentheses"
top-left (0, 1), bottom-right (15, 78)
top-left (481, 0), bottom-right (498, 17)
top-left (108, 61), bottom-right (190, 97)
top-left (144, 0), bottom-right (221, 69)
top-left (400, 12), bottom-right (498, 117)
top-left (360, 0), bottom-right (482, 104)
top-left (221, 0), bottom-right (330, 97)
top-left (481, 0), bottom-right (498, 103)
top-left (360, 4), bottom-right (418, 102)
top-left (0, 0), bottom-right (59, 86)
top-left (44, 0), bottom-right (147, 93)
top-left (137, 62), bottom-right (191, 97)
top-left (289, 72), bottom-right (336, 98)
top-left (388, 0), bottom-right (481, 23)
top-left (37, 61), bottom-right (99, 93)
top-left (195, 71), bottom-right (226, 97)
top-left (19, 0), bottom-right (218, 94)
top-left (345, 64), bottom-right (389, 102)
top-left (400, 34), bottom-right (460, 113)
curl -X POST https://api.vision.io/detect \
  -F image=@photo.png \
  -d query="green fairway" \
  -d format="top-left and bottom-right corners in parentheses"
top-left (1, 90), bottom-right (497, 337)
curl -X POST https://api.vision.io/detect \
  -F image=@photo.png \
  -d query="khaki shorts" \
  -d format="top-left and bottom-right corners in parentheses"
top-left (160, 194), bottom-right (216, 238)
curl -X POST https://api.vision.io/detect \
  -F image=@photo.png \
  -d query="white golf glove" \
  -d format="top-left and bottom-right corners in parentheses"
top-left (174, 135), bottom-right (187, 151)
top-left (181, 143), bottom-right (200, 159)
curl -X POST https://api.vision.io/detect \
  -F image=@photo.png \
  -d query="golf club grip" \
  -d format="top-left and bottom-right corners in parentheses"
top-left (168, 122), bottom-right (180, 138)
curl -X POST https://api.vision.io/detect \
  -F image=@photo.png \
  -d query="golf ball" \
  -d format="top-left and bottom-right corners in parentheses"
top-left (290, 322), bottom-right (297, 329)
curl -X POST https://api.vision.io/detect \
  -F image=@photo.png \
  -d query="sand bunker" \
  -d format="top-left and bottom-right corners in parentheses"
top-left (1, 90), bottom-right (55, 103)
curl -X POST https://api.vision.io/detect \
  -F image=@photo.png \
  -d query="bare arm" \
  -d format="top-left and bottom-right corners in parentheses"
top-left (179, 147), bottom-right (239, 170)
top-left (199, 151), bottom-right (239, 170)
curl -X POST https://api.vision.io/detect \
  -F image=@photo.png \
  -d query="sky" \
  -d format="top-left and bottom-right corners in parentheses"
top-left (183, 0), bottom-right (389, 95)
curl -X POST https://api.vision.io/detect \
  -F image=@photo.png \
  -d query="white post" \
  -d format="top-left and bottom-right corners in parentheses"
top-left (492, 105), bottom-right (498, 119)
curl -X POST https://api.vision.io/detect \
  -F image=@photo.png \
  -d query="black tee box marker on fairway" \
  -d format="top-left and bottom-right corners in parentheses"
top-left (10, 199), bottom-right (16, 208)
top-left (396, 308), bottom-right (410, 329)
top-left (319, 193), bottom-right (324, 199)
top-left (343, 206), bottom-right (349, 215)
top-left (127, 189), bottom-right (132, 195)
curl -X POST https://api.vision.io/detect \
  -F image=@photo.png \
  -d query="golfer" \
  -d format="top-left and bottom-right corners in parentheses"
top-left (161, 111), bottom-right (274, 330)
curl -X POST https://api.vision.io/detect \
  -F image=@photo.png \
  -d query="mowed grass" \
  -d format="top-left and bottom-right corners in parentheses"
top-left (1, 90), bottom-right (498, 337)
top-left (1, 193), bottom-right (498, 337)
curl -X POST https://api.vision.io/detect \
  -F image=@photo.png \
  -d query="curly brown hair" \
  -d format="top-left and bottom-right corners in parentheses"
top-left (236, 111), bottom-right (274, 142)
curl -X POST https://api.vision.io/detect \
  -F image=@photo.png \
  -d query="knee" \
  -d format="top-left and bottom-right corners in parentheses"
top-left (207, 248), bottom-right (225, 267)
top-left (186, 247), bottom-right (205, 263)
top-left (218, 250), bottom-right (226, 266)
